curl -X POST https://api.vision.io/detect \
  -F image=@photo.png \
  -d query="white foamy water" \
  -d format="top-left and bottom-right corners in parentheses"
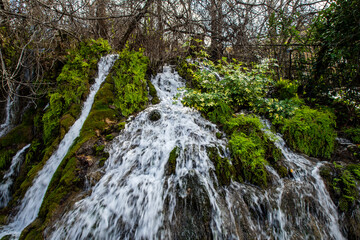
top-left (0, 54), bottom-right (118, 239)
top-left (0, 88), bottom-right (20, 138)
top-left (48, 66), bottom-right (229, 240)
top-left (0, 144), bottom-right (31, 208)
top-left (47, 66), bottom-right (345, 240)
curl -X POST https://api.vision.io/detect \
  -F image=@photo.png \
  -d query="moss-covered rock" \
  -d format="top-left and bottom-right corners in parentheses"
top-left (167, 146), bottom-right (180, 175)
top-left (42, 38), bottom-right (111, 144)
top-left (20, 47), bottom-right (152, 239)
top-left (207, 147), bottom-right (236, 185)
top-left (281, 107), bottom-right (337, 159)
top-left (147, 80), bottom-right (160, 104)
top-left (224, 114), bottom-right (284, 188)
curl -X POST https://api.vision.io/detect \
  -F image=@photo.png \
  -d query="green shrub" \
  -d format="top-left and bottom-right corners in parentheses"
top-left (111, 47), bottom-right (149, 117)
top-left (281, 107), bottom-right (337, 158)
top-left (181, 58), bottom-right (277, 124)
top-left (333, 163), bottom-right (360, 211)
top-left (344, 127), bottom-right (360, 144)
top-left (256, 98), bottom-right (302, 125)
top-left (273, 78), bottom-right (298, 100)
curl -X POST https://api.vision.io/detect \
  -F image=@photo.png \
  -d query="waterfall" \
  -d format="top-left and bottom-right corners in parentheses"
top-left (0, 88), bottom-right (20, 138)
top-left (47, 66), bottom-right (344, 239)
top-left (48, 66), bottom-right (229, 239)
top-left (0, 144), bottom-right (31, 208)
top-left (0, 54), bottom-right (118, 239)
top-left (221, 121), bottom-right (345, 239)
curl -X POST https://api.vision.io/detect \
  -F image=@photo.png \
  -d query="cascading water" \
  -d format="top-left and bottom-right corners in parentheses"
top-left (0, 88), bottom-right (20, 138)
top-left (221, 121), bottom-right (345, 239)
top-left (0, 144), bottom-right (31, 208)
top-left (48, 66), bottom-right (229, 239)
top-left (47, 66), bottom-right (344, 239)
top-left (0, 54), bottom-right (118, 239)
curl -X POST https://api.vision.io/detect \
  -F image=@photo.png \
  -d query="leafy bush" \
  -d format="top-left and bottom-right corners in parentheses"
top-left (344, 127), bottom-right (360, 144)
top-left (256, 97), bottom-right (303, 125)
top-left (182, 58), bottom-right (276, 123)
top-left (111, 47), bottom-right (149, 117)
top-left (333, 163), bottom-right (360, 211)
top-left (281, 107), bottom-right (337, 158)
top-left (273, 78), bottom-right (298, 100)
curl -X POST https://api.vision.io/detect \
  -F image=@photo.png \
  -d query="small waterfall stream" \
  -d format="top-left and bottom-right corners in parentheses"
top-left (0, 88), bottom-right (20, 138)
top-left (0, 144), bottom-right (31, 208)
top-left (48, 66), bottom-right (229, 239)
top-left (0, 54), bottom-right (118, 239)
top-left (221, 122), bottom-right (345, 239)
top-left (46, 66), bottom-right (345, 239)
top-left (0, 64), bottom-right (334, 239)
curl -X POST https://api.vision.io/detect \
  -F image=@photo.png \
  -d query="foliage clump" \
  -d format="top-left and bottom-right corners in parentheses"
top-left (167, 147), bottom-right (180, 175)
top-left (111, 47), bottom-right (149, 117)
top-left (272, 78), bottom-right (298, 100)
top-left (181, 58), bottom-right (276, 123)
top-left (207, 147), bottom-right (235, 186)
top-left (343, 127), bottom-right (360, 144)
top-left (281, 107), bottom-right (336, 158)
top-left (224, 114), bottom-right (282, 188)
top-left (332, 162), bottom-right (360, 212)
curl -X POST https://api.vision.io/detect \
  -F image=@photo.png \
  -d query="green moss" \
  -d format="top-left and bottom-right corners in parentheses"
top-left (167, 147), bottom-right (180, 175)
top-left (59, 114), bottom-right (75, 139)
top-left (229, 132), bottom-right (268, 188)
top-left (99, 157), bottom-right (107, 167)
top-left (281, 107), bottom-right (337, 158)
top-left (117, 122), bottom-right (126, 131)
top-left (0, 123), bottom-right (33, 148)
top-left (105, 134), bottom-right (114, 141)
top-left (207, 147), bottom-right (236, 185)
top-left (0, 149), bottom-right (16, 172)
top-left (343, 127), bottom-right (360, 144)
top-left (95, 144), bottom-right (105, 155)
top-left (111, 48), bottom-right (149, 117)
top-left (82, 109), bottom-right (116, 132)
top-left (332, 163), bottom-right (360, 212)
top-left (273, 78), bottom-right (298, 100)
top-left (224, 114), bottom-right (284, 188)
top-left (42, 39), bottom-right (111, 144)
top-left (147, 80), bottom-right (160, 104)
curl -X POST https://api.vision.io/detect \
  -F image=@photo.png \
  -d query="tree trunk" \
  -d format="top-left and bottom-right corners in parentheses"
top-left (118, 0), bottom-right (155, 50)
top-left (210, 0), bottom-right (223, 60)
top-left (96, 0), bottom-right (108, 39)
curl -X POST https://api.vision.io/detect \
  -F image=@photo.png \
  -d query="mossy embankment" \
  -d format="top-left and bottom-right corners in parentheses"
top-left (19, 47), bottom-right (158, 239)
top-left (176, 54), bottom-right (353, 189)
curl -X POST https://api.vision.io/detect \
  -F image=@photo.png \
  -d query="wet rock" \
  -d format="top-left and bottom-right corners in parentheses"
top-left (76, 139), bottom-right (96, 155)
top-left (166, 172), bottom-right (213, 239)
top-left (148, 109), bottom-right (161, 121)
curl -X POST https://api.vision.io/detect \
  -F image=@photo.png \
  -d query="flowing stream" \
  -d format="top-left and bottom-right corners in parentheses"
top-left (0, 87), bottom-right (20, 138)
top-left (0, 144), bottom-right (31, 208)
top-left (0, 54), bottom-right (118, 239)
top-left (220, 121), bottom-right (345, 239)
top-left (47, 66), bottom-right (345, 239)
